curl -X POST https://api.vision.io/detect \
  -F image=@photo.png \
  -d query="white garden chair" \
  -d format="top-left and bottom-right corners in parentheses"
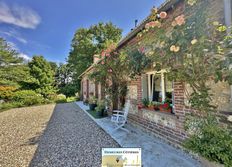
top-left (111, 100), bottom-right (130, 133)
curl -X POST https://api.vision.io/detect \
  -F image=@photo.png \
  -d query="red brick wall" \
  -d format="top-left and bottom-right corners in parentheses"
top-left (122, 0), bottom-right (225, 146)
top-left (127, 81), bottom-right (188, 146)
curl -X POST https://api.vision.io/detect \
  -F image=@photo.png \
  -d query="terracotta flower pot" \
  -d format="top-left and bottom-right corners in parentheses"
top-left (159, 107), bottom-right (171, 112)
top-left (154, 106), bottom-right (159, 110)
top-left (138, 104), bottom-right (143, 110)
top-left (159, 103), bottom-right (171, 112)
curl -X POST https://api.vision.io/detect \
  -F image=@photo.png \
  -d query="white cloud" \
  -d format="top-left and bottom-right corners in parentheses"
top-left (6, 41), bottom-right (31, 62)
top-left (7, 41), bottom-right (18, 50)
top-left (18, 53), bottom-right (31, 61)
top-left (0, 29), bottom-right (27, 44)
top-left (0, 2), bottom-right (41, 29)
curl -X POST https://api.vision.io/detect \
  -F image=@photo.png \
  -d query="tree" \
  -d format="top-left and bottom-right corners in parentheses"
top-left (55, 63), bottom-right (78, 97)
top-left (49, 61), bottom-right (58, 73)
top-left (28, 56), bottom-right (56, 97)
top-left (55, 63), bottom-right (71, 87)
top-left (89, 43), bottom-right (130, 109)
top-left (67, 22), bottom-right (122, 90)
top-left (0, 38), bottom-right (22, 66)
top-left (0, 38), bottom-right (29, 87)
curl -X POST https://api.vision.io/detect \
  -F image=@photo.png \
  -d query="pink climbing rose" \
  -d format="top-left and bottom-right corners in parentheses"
top-left (175, 14), bottom-right (185, 26)
top-left (159, 11), bottom-right (167, 19)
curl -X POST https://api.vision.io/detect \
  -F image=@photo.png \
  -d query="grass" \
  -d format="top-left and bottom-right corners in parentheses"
top-left (86, 109), bottom-right (108, 119)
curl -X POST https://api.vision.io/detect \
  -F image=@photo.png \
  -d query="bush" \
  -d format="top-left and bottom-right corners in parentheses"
top-left (183, 124), bottom-right (232, 166)
top-left (66, 97), bottom-right (76, 103)
top-left (95, 100), bottom-right (105, 112)
top-left (89, 96), bottom-right (97, 104)
top-left (0, 86), bottom-right (17, 100)
top-left (11, 90), bottom-right (44, 106)
top-left (55, 94), bottom-right (67, 103)
top-left (0, 101), bottom-right (24, 110)
top-left (59, 84), bottom-right (78, 97)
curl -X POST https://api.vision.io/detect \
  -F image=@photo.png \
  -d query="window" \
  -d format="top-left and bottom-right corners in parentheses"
top-left (231, 0), bottom-right (232, 23)
top-left (142, 71), bottom-right (173, 104)
top-left (224, 0), bottom-right (232, 27)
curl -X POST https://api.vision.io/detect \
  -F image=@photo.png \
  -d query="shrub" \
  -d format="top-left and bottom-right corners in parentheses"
top-left (183, 123), bottom-right (232, 166)
top-left (83, 98), bottom-right (89, 105)
top-left (95, 100), bottom-right (105, 112)
top-left (66, 97), bottom-right (76, 103)
top-left (55, 94), bottom-right (67, 103)
top-left (59, 84), bottom-right (78, 97)
top-left (0, 101), bottom-right (24, 110)
top-left (89, 96), bottom-right (97, 104)
top-left (11, 90), bottom-right (44, 106)
top-left (0, 86), bottom-right (17, 100)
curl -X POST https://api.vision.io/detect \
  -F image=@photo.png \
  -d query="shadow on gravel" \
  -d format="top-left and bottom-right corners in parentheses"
top-left (28, 103), bottom-right (63, 167)
top-left (21, 122), bottom-right (49, 146)
top-left (28, 103), bottom-right (119, 167)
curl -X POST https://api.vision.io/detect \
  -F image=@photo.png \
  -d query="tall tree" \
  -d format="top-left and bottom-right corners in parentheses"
top-left (0, 38), bottom-right (22, 66)
top-left (55, 63), bottom-right (72, 87)
top-left (67, 22), bottom-right (122, 89)
top-left (0, 38), bottom-right (29, 87)
top-left (28, 56), bottom-right (56, 97)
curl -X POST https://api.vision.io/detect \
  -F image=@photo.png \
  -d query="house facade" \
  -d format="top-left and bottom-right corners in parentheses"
top-left (80, 0), bottom-right (232, 146)
top-left (79, 55), bottom-right (104, 101)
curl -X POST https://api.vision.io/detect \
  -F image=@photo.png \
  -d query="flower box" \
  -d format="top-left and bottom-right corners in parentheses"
top-left (158, 103), bottom-right (171, 113)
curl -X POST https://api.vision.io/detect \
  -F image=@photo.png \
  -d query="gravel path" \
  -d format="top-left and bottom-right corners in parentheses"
top-left (0, 104), bottom-right (55, 167)
top-left (0, 103), bottom-right (119, 167)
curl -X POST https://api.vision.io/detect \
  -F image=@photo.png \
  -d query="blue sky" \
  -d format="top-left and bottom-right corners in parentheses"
top-left (0, 0), bottom-right (164, 63)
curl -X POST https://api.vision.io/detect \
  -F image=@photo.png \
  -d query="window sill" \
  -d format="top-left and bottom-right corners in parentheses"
top-left (140, 108), bottom-right (177, 119)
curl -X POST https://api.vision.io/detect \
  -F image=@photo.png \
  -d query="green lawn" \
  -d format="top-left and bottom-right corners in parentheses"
top-left (86, 110), bottom-right (108, 119)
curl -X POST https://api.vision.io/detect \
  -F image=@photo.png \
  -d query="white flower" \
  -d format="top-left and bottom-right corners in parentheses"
top-left (228, 116), bottom-right (232, 122)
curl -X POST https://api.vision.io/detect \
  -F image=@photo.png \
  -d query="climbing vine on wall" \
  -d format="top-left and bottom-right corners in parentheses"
top-left (136, 0), bottom-right (232, 114)
top-left (88, 42), bottom-right (130, 109)
top-left (132, 0), bottom-right (232, 165)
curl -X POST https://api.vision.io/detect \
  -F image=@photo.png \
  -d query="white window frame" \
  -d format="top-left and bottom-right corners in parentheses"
top-left (146, 70), bottom-right (172, 102)
top-left (224, 0), bottom-right (232, 28)
top-left (224, 0), bottom-right (232, 102)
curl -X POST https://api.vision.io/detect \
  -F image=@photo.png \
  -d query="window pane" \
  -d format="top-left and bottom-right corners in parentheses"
top-left (153, 75), bottom-right (161, 101)
top-left (231, 0), bottom-right (232, 23)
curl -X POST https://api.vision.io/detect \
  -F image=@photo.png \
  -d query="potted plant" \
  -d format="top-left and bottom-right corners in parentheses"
top-left (153, 101), bottom-right (161, 110)
top-left (83, 98), bottom-right (89, 105)
top-left (147, 101), bottom-right (155, 110)
top-left (159, 102), bottom-right (171, 112)
top-left (89, 96), bottom-right (97, 111)
top-left (95, 100), bottom-right (105, 117)
top-left (138, 104), bottom-right (143, 110)
top-left (142, 98), bottom-right (149, 109)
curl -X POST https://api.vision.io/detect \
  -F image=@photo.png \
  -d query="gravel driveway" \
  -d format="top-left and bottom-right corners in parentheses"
top-left (0, 103), bottom-right (119, 167)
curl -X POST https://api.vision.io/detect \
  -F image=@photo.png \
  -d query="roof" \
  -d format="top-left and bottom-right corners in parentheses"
top-left (79, 0), bottom-right (181, 79)
top-left (117, 0), bottom-right (180, 49)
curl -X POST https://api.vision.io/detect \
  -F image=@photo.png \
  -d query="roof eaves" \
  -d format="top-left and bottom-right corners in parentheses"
top-left (117, 0), bottom-right (180, 49)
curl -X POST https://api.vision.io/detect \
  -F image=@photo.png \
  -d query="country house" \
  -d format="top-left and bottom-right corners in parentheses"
top-left (79, 0), bottom-right (232, 146)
